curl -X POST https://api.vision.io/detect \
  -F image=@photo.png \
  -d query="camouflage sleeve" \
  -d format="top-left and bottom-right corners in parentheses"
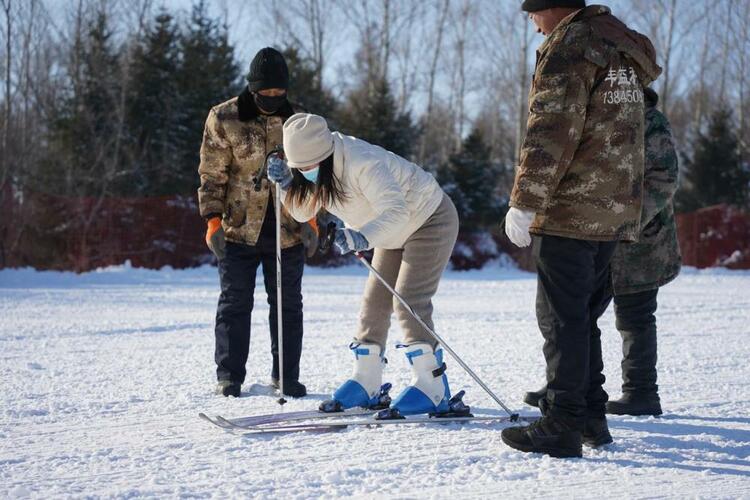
top-left (510, 28), bottom-right (597, 212)
top-left (640, 109), bottom-right (679, 226)
top-left (197, 109), bottom-right (232, 219)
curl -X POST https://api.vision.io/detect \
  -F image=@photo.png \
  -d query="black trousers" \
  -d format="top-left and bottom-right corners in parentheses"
top-left (215, 239), bottom-right (305, 384)
top-left (613, 289), bottom-right (659, 395)
top-left (534, 235), bottom-right (617, 429)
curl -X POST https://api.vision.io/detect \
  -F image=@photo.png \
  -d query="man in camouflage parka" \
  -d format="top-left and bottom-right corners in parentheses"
top-left (198, 47), bottom-right (311, 398)
top-left (524, 87), bottom-right (682, 418)
top-left (502, 1), bottom-right (662, 458)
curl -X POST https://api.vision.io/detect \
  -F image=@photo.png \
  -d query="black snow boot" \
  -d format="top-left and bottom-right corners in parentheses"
top-left (523, 385), bottom-right (547, 408)
top-left (606, 392), bottom-right (662, 416)
top-left (216, 380), bottom-right (241, 398)
top-left (272, 379), bottom-right (307, 398)
top-left (582, 416), bottom-right (613, 447)
top-left (611, 290), bottom-right (662, 416)
top-left (501, 416), bottom-right (583, 458)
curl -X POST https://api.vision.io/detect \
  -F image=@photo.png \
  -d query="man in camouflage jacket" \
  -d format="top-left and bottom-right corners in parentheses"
top-left (198, 47), bottom-right (311, 398)
top-left (524, 87), bottom-right (682, 418)
top-left (502, 1), bottom-right (662, 458)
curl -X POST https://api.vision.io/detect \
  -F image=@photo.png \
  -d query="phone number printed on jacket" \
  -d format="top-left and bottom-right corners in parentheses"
top-left (603, 67), bottom-right (643, 105)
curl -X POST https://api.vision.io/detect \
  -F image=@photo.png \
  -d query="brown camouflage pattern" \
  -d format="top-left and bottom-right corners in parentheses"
top-left (611, 105), bottom-right (682, 295)
top-left (510, 5), bottom-right (662, 242)
top-left (197, 97), bottom-right (302, 248)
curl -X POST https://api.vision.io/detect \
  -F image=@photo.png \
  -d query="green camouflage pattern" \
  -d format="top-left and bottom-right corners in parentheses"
top-left (197, 97), bottom-right (303, 248)
top-left (611, 105), bottom-right (682, 295)
top-left (510, 5), bottom-right (662, 242)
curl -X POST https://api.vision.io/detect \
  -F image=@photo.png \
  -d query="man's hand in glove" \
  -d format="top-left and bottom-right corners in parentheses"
top-left (205, 217), bottom-right (226, 259)
top-left (504, 207), bottom-right (536, 248)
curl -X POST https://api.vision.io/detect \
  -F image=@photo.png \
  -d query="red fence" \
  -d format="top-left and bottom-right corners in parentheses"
top-left (1, 185), bottom-right (748, 272)
top-left (675, 204), bottom-right (750, 269)
top-left (0, 186), bottom-right (208, 272)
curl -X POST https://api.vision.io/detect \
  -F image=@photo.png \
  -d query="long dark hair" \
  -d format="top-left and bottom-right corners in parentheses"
top-left (286, 154), bottom-right (347, 210)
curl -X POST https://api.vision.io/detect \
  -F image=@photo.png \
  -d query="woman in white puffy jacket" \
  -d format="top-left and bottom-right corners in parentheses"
top-left (268, 113), bottom-right (459, 417)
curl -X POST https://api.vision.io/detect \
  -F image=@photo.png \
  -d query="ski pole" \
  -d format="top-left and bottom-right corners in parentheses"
top-left (353, 251), bottom-right (519, 421)
top-left (265, 146), bottom-right (287, 407)
top-left (275, 181), bottom-right (287, 406)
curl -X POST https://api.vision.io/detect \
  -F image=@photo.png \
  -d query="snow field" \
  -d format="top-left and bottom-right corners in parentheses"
top-left (1, 264), bottom-right (749, 498)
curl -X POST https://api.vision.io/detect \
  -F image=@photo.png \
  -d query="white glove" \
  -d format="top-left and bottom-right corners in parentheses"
top-left (504, 207), bottom-right (536, 248)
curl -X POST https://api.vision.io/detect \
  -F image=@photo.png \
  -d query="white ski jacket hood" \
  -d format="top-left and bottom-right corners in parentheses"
top-left (283, 132), bottom-right (444, 250)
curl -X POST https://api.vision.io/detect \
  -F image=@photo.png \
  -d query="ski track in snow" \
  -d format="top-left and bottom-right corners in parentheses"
top-left (1, 264), bottom-right (749, 498)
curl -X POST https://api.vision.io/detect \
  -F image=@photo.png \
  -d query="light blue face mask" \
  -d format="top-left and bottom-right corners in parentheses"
top-left (300, 166), bottom-right (320, 183)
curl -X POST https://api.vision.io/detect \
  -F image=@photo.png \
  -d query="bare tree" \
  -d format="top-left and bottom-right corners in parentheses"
top-left (693, 2), bottom-right (714, 133)
top-left (730, 0), bottom-right (750, 163)
top-left (264, 0), bottom-right (335, 89)
top-left (450, 0), bottom-right (473, 149)
top-left (417, 0), bottom-right (450, 165)
top-left (515, 14), bottom-right (532, 166)
top-left (426, 0), bottom-right (450, 119)
top-left (1, 0), bottom-right (11, 191)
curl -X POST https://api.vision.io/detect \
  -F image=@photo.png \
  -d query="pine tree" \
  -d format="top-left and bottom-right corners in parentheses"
top-left (174, 0), bottom-right (241, 194)
top-left (676, 108), bottom-right (750, 212)
top-left (437, 127), bottom-right (504, 230)
top-left (49, 9), bottom-right (124, 196)
top-left (337, 77), bottom-right (417, 158)
top-left (282, 46), bottom-right (337, 121)
top-left (127, 10), bottom-right (181, 196)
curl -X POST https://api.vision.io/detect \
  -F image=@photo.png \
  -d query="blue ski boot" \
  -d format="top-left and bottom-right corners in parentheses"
top-left (377, 342), bottom-right (454, 419)
top-left (319, 342), bottom-right (391, 413)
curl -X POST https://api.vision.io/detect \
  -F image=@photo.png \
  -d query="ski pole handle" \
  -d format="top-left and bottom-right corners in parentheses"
top-left (256, 145), bottom-right (285, 192)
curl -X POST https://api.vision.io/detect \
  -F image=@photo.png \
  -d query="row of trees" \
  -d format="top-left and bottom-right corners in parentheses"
top-left (2, 0), bottom-right (239, 198)
top-left (248, 0), bottom-right (750, 215)
top-left (1, 0), bottom-right (749, 268)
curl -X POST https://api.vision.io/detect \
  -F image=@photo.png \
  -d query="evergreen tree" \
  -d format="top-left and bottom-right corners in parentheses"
top-left (676, 108), bottom-right (750, 212)
top-left (282, 46), bottom-right (337, 121)
top-left (127, 11), bottom-right (182, 196)
top-left (49, 9), bottom-right (124, 196)
top-left (337, 77), bottom-right (417, 159)
top-left (174, 0), bottom-right (241, 194)
top-left (437, 127), bottom-right (504, 230)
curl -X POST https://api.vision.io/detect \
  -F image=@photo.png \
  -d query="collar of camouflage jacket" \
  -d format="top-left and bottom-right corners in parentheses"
top-left (237, 87), bottom-right (296, 122)
top-left (540, 4), bottom-right (662, 86)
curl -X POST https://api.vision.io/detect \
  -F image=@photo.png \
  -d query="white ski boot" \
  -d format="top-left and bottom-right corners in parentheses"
top-left (384, 342), bottom-right (453, 417)
top-left (319, 342), bottom-right (391, 413)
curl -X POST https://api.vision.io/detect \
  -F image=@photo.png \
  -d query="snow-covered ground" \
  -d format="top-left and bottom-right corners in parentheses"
top-left (1, 262), bottom-right (749, 498)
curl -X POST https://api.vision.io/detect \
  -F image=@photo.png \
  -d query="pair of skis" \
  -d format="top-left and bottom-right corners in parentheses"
top-left (199, 394), bottom-right (536, 434)
top-left (200, 410), bottom-right (535, 434)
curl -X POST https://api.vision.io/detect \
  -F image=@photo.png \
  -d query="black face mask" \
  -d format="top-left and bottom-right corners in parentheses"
top-left (253, 92), bottom-right (287, 114)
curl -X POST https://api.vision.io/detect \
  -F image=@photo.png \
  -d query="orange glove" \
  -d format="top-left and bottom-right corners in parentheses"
top-left (205, 217), bottom-right (226, 259)
top-left (300, 218), bottom-right (320, 258)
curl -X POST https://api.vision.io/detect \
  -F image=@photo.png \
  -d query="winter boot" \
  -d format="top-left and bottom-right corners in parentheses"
top-left (612, 290), bottom-right (661, 416)
top-left (501, 415), bottom-right (583, 458)
top-left (216, 380), bottom-right (241, 398)
top-left (387, 343), bottom-right (451, 417)
top-left (606, 392), bottom-right (662, 416)
top-left (271, 379), bottom-right (307, 398)
top-left (582, 416), bottom-right (613, 447)
top-left (319, 342), bottom-right (390, 412)
top-left (523, 385), bottom-right (547, 408)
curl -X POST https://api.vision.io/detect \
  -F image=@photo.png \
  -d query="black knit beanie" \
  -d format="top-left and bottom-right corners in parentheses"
top-left (246, 47), bottom-right (289, 92)
top-left (521, 0), bottom-right (586, 12)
